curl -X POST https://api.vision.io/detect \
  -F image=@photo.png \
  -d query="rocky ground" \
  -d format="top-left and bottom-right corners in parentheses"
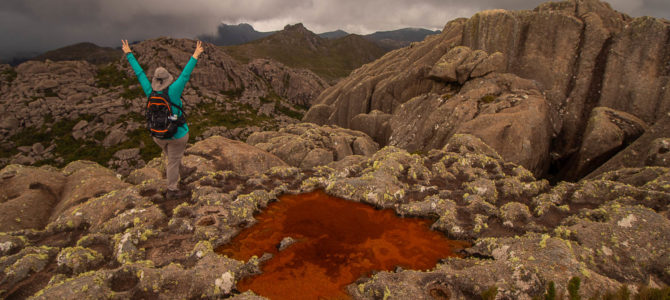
top-left (0, 128), bottom-right (668, 299)
top-left (1, 0), bottom-right (669, 298)
top-left (0, 38), bottom-right (328, 175)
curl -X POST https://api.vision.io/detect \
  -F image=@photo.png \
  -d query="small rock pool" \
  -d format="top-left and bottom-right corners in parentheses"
top-left (217, 190), bottom-right (468, 299)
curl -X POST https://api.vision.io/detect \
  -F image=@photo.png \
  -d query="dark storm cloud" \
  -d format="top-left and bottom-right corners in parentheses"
top-left (1, 0), bottom-right (668, 60)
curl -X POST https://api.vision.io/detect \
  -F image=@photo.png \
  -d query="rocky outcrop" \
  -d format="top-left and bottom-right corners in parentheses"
top-left (304, 0), bottom-right (669, 181)
top-left (387, 73), bottom-right (556, 176)
top-left (50, 160), bottom-right (130, 222)
top-left (0, 131), bottom-right (669, 298)
top-left (349, 110), bottom-right (392, 146)
top-left (562, 107), bottom-right (647, 180)
top-left (303, 18), bottom-right (466, 128)
top-left (585, 112), bottom-right (670, 179)
top-left (248, 59), bottom-right (329, 107)
top-left (0, 165), bottom-right (65, 231)
top-left (428, 46), bottom-right (506, 84)
top-left (182, 136), bottom-right (288, 177)
top-left (127, 38), bottom-right (265, 99)
top-left (247, 123), bottom-right (378, 170)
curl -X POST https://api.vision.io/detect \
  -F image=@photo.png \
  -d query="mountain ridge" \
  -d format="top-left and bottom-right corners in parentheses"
top-left (200, 23), bottom-right (440, 50)
top-left (222, 23), bottom-right (387, 81)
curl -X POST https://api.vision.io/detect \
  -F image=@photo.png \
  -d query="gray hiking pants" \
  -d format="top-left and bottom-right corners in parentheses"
top-left (153, 133), bottom-right (189, 191)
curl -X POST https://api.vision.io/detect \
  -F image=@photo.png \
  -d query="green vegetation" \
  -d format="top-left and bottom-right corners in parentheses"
top-left (1, 67), bottom-right (18, 83)
top-left (260, 91), bottom-right (306, 120)
top-left (120, 86), bottom-right (144, 99)
top-left (95, 64), bottom-right (144, 99)
top-left (96, 64), bottom-right (132, 88)
top-left (601, 286), bottom-right (632, 300)
top-left (220, 88), bottom-right (245, 98)
top-left (481, 286), bottom-right (498, 300)
top-left (43, 88), bottom-right (58, 98)
top-left (632, 286), bottom-right (670, 300)
top-left (480, 94), bottom-right (496, 103)
top-left (276, 103), bottom-right (304, 120)
top-left (568, 277), bottom-right (581, 300)
top-left (187, 99), bottom-right (274, 143)
top-left (532, 277), bottom-right (670, 300)
top-left (9, 113), bottom-right (160, 167)
top-left (545, 281), bottom-right (556, 300)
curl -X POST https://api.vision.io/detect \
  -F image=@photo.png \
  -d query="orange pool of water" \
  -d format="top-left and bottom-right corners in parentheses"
top-left (217, 190), bottom-right (468, 299)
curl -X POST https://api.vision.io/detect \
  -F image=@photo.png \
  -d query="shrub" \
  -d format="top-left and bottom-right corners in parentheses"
top-left (568, 277), bottom-right (581, 300)
top-left (95, 64), bottom-right (133, 88)
top-left (2, 67), bottom-right (18, 83)
top-left (481, 286), bottom-right (498, 300)
top-left (545, 281), bottom-right (556, 300)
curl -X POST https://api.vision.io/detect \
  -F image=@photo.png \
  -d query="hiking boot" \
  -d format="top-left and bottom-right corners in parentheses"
top-left (166, 189), bottom-right (190, 200)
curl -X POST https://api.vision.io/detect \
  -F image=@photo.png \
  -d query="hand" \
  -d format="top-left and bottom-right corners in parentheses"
top-left (121, 40), bottom-right (131, 54)
top-left (192, 40), bottom-right (204, 59)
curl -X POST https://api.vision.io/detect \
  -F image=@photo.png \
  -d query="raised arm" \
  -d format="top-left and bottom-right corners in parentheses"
top-left (122, 39), bottom-right (152, 96)
top-left (170, 41), bottom-right (203, 96)
top-left (192, 41), bottom-right (203, 60)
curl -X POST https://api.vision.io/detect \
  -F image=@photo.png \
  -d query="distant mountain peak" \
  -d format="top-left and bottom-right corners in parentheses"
top-left (198, 23), bottom-right (276, 46)
top-left (319, 30), bottom-right (349, 39)
top-left (284, 23), bottom-right (314, 34)
top-left (283, 23), bottom-right (309, 32)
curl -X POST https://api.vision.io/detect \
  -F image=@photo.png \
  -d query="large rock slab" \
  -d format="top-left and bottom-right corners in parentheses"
top-left (50, 161), bottom-right (130, 223)
top-left (586, 112), bottom-right (670, 179)
top-left (185, 135), bottom-right (288, 176)
top-left (0, 165), bottom-right (65, 231)
top-left (563, 107), bottom-right (647, 180)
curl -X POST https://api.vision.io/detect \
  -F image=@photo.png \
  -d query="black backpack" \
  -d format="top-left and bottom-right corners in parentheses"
top-left (145, 88), bottom-right (186, 139)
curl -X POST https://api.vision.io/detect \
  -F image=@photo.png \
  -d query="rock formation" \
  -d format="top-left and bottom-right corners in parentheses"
top-left (0, 132), bottom-right (667, 298)
top-left (247, 59), bottom-right (329, 107)
top-left (304, 0), bottom-right (670, 180)
top-left (247, 123), bottom-right (378, 170)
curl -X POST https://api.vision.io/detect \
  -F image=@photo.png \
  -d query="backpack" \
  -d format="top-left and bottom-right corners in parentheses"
top-left (145, 88), bottom-right (186, 139)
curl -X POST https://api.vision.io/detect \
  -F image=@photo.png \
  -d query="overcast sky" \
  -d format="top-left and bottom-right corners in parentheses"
top-left (1, 0), bottom-right (668, 60)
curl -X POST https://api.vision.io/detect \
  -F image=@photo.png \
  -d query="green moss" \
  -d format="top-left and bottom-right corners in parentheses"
top-left (539, 234), bottom-right (550, 248)
top-left (480, 94), bottom-right (496, 103)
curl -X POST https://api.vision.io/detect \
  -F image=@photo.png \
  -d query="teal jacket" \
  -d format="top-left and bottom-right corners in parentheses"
top-left (125, 53), bottom-right (198, 140)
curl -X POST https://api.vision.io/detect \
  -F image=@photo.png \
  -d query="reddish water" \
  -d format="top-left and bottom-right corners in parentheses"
top-left (216, 190), bottom-right (468, 299)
